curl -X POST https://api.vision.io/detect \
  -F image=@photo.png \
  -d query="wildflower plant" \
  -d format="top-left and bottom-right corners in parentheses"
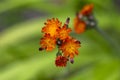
top-left (39, 4), bottom-right (120, 67)
top-left (39, 18), bottom-right (81, 67)
top-left (74, 4), bottom-right (120, 54)
top-left (39, 4), bottom-right (95, 67)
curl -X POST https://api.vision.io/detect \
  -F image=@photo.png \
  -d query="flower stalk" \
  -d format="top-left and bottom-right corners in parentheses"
top-left (94, 26), bottom-right (120, 54)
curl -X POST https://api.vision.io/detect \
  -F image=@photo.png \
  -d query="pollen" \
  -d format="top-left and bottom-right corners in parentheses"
top-left (80, 4), bottom-right (94, 16)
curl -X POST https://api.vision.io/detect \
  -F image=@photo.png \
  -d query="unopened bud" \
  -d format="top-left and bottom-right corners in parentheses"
top-left (66, 17), bottom-right (70, 24)
top-left (56, 39), bottom-right (62, 46)
top-left (70, 58), bottom-right (74, 64)
top-left (39, 47), bottom-right (44, 51)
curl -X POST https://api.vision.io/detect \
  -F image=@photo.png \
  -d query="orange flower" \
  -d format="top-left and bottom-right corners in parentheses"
top-left (74, 17), bottom-right (86, 34)
top-left (40, 34), bottom-right (56, 51)
top-left (80, 4), bottom-right (94, 16)
top-left (60, 37), bottom-right (81, 59)
top-left (39, 17), bottom-right (82, 67)
top-left (55, 56), bottom-right (68, 67)
top-left (58, 24), bottom-right (72, 40)
top-left (42, 18), bottom-right (62, 37)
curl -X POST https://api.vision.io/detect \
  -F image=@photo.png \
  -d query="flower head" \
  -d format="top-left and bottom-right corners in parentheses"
top-left (74, 4), bottom-right (94, 34)
top-left (55, 56), bottom-right (68, 67)
top-left (60, 37), bottom-right (81, 59)
top-left (74, 17), bottom-right (86, 34)
top-left (40, 34), bottom-right (56, 51)
top-left (58, 24), bottom-right (72, 40)
top-left (40, 17), bottom-right (82, 67)
top-left (80, 4), bottom-right (94, 16)
top-left (42, 18), bottom-right (62, 37)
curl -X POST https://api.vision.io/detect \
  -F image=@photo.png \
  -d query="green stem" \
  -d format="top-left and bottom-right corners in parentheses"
top-left (94, 26), bottom-right (120, 54)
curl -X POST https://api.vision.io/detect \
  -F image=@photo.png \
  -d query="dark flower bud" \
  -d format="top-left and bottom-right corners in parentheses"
top-left (56, 39), bottom-right (63, 46)
top-left (70, 58), bottom-right (74, 64)
top-left (75, 40), bottom-right (81, 44)
top-left (39, 47), bottom-right (44, 51)
top-left (64, 17), bottom-right (70, 28)
top-left (66, 17), bottom-right (70, 24)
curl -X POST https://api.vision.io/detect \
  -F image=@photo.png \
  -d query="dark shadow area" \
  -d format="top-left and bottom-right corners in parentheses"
top-left (0, 5), bottom-right (48, 32)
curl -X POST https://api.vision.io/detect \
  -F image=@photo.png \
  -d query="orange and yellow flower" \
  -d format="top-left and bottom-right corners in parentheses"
top-left (40, 17), bottom-right (82, 67)
top-left (55, 56), bottom-right (68, 67)
top-left (60, 37), bottom-right (81, 59)
top-left (40, 34), bottom-right (56, 51)
top-left (80, 4), bottom-right (94, 16)
top-left (42, 18), bottom-right (62, 37)
top-left (74, 17), bottom-right (86, 34)
top-left (58, 24), bottom-right (72, 40)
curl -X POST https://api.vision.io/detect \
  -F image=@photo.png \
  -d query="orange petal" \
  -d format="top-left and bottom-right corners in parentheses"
top-left (60, 37), bottom-right (81, 58)
top-left (40, 34), bottom-right (56, 51)
top-left (74, 17), bottom-right (86, 34)
top-left (80, 4), bottom-right (94, 15)
top-left (57, 24), bottom-right (72, 40)
top-left (42, 18), bottom-right (62, 37)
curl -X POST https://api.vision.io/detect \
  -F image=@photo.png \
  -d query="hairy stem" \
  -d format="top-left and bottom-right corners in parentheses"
top-left (94, 26), bottom-right (120, 55)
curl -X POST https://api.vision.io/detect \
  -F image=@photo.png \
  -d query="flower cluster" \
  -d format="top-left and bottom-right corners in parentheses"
top-left (39, 18), bottom-right (81, 67)
top-left (74, 4), bottom-right (97, 34)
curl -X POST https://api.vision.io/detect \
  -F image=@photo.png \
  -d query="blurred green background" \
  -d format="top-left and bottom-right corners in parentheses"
top-left (0, 0), bottom-right (120, 80)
